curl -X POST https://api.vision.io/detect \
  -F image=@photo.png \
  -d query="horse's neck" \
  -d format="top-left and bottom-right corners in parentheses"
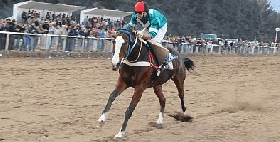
top-left (126, 40), bottom-right (149, 62)
top-left (139, 43), bottom-right (150, 61)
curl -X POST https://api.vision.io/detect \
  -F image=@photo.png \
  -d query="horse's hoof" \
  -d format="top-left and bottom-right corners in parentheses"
top-left (156, 123), bottom-right (163, 129)
top-left (98, 112), bottom-right (108, 127)
top-left (99, 120), bottom-right (105, 127)
top-left (182, 106), bottom-right (187, 112)
top-left (114, 136), bottom-right (122, 140)
top-left (156, 119), bottom-right (163, 125)
top-left (115, 131), bottom-right (125, 139)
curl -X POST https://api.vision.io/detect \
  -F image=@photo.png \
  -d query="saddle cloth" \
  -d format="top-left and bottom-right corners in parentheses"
top-left (147, 40), bottom-right (169, 65)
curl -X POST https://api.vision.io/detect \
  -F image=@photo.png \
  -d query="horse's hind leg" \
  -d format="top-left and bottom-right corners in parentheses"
top-left (153, 85), bottom-right (166, 125)
top-left (98, 78), bottom-right (127, 125)
top-left (173, 78), bottom-right (187, 112)
top-left (115, 86), bottom-right (146, 138)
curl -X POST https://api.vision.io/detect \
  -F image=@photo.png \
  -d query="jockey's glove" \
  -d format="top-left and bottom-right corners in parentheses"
top-left (136, 31), bottom-right (143, 38)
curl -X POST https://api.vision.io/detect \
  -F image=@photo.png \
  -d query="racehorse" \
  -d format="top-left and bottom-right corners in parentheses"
top-left (98, 29), bottom-right (194, 138)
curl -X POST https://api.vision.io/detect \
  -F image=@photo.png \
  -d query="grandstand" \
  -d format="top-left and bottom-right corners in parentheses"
top-left (13, 1), bottom-right (85, 23)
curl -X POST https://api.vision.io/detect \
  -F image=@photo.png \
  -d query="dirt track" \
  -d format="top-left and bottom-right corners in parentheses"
top-left (0, 56), bottom-right (279, 142)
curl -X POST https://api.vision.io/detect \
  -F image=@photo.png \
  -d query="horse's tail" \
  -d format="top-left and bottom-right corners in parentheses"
top-left (183, 57), bottom-right (195, 71)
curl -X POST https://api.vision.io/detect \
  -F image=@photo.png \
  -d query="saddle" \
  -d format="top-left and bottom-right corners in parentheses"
top-left (147, 40), bottom-right (169, 66)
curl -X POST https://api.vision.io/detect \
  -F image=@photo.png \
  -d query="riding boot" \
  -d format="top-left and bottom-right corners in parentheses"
top-left (162, 53), bottom-right (174, 70)
top-left (167, 61), bottom-right (174, 70)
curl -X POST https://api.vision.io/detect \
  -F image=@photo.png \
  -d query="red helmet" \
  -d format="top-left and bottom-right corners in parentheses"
top-left (134, 1), bottom-right (148, 13)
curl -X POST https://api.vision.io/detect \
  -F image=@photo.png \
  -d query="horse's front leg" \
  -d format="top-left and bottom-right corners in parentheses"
top-left (153, 85), bottom-right (166, 125)
top-left (115, 86), bottom-right (146, 138)
top-left (98, 78), bottom-right (127, 126)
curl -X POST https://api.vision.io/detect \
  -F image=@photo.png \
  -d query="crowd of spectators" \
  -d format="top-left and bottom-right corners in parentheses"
top-left (21, 10), bottom-right (126, 31)
top-left (163, 35), bottom-right (279, 54)
top-left (0, 9), bottom-right (126, 52)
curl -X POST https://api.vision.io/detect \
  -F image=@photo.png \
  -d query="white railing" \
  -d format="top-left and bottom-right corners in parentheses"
top-left (162, 41), bottom-right (279, 56)
top-left (0, 31), bottom-right (113, 52)
top-left (0, 31), bottom-right (279, 56)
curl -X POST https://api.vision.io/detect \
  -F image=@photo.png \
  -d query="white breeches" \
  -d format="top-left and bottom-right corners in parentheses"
top-left (142, 23), bottom-right (167, 43)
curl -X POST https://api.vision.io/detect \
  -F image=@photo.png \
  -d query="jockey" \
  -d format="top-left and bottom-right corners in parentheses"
top-left (125, 0), bottom-right (174, 70)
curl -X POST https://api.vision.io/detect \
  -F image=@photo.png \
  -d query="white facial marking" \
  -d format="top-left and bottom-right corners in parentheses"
top-left (112, 36), bottom-right (125, 65)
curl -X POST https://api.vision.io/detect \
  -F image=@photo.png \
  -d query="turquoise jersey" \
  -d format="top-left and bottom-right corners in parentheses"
top-left (125, 9), bottom-right (167, 38)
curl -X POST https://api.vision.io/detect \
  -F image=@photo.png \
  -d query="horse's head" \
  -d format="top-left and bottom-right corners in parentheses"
top-left (111, 29), bottom-right (137, 71)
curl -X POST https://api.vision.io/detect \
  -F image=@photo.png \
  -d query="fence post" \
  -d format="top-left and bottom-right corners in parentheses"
top-left (190, 44), bottom-right (193, 53)
top-left (272, 47), bottom-right (277, 54)
top-left (81, 37), bottom-right (85, 52)
top-left (218, 45), bottom-right (221, 55)
top-left (5, 33), bottom-right (9, 51)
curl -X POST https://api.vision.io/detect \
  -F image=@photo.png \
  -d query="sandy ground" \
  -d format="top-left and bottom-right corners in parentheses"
top-left (0, 56), bottom-right (279, 142)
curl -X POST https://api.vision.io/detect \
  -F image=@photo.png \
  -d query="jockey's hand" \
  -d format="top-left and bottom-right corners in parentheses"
top-left (136, 31), bottom-right (143, 38)
top-left (142, 34), bottom-right (152, 40)
top-left (136, 31), bottom-right (152, 40)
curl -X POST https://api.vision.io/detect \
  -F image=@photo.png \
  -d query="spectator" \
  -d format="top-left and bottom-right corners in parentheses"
top-left (97, 27), bottom-right (106, 52)
top-left (67, 25), bottom-right (78, 52)
top-left (60, 25), bottom-right (68, 51)
top-left (27, 22), bottom-right (39, 51)
top-left (22, 11), bottom-right (28, 24)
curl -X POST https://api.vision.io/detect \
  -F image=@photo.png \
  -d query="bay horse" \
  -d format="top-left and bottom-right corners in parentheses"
top-left (98, 29), bottom-right (194, 138)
